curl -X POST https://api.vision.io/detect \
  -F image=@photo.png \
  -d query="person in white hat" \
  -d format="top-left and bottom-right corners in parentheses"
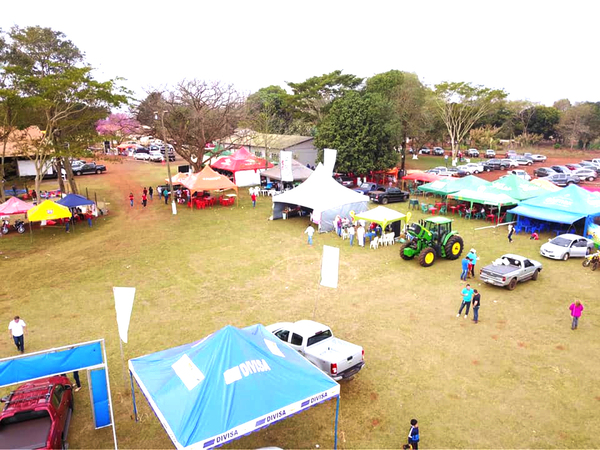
top-left (466, 248), bottom-right (478, 278)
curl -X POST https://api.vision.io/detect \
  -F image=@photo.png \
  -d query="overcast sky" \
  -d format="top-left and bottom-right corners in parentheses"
top-left (3, 0), bottom-right (598, 107)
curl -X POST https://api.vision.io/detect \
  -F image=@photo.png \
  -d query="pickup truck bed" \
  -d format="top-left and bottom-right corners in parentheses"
top-left (305, 337), bottom-right (364, 379)
top-left (481, 264), bottom-right (518, 276)
top-left (0, 416), bottom-right (51, 449)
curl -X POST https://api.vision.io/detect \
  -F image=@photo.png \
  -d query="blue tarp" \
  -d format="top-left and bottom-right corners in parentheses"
top-left (511, 185), bottom-right (600, 235)
top-left (129, 324), bottom-right (340, 450)
top-left (57, 194), bottom-right (94, 208)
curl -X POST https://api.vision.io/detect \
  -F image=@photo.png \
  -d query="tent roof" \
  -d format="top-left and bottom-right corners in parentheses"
top-left (0, 197), bottom-right (34, 215)
top-left (509, 204), bottom-right (586, 224)
top-left (490, 175), bottom-right (548, 201)
top-left (516, 184), bottom-right (600, 216)
top-left (56, 194), bottom-right (94, 208)
top-left (418, 175), bottom-right (490, 195)
top-left (165, 172), bottom-right (191, 184)
top-left (448, 186), bottom-right (518, 206)
top-left (181, 166), bottom-right (238, 193)
top-left (402, 171), bottom-right (442, 182)
top-left (129, 324), bottom-right (339, 450)
top-left (581, 185), bottom-right (600, 194)
top-left (353, 206), bottom-right (406, 229)
top-left (211, 147), bottom-right (273, 172)
top-left (261, 159), bottom-right (313, 181)
top-left (26, 200), bottom-right (71, 221)
top-left (530, 178), bottom-right (562, 192)
top-left (273, 163), bottom-right (368, 215)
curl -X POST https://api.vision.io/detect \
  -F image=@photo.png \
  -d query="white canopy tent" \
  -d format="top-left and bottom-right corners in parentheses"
top-left (272, 163), bottom-right (368, 231)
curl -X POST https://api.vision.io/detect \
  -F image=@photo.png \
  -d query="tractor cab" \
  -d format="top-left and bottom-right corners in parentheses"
top-left (421, 217), bottom-right (454, 244)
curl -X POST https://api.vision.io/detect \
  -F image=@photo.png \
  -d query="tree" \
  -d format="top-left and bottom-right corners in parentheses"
top-left (96, 113), bottom-right (141, 144)
top-left (245, 85), bottom-right (293, 134)
top-left (553, 98), bottom-right (571, 112)
top-left (287, 70), bottom-right (363, 127)
top-left (469, 125), bottom-right (501, 149)
top-left (434, 82), bottom-right (507, 160)
top-left (528, 106), bottom-right (560, 139)
top-left (138, 80), bottom-right (247, 171)
top-left (1, 26), bottom-right (127, 195)
top-left (314, 91), bottom-right (398, 174)
top-left (557, 103), bottom-right (594, 149)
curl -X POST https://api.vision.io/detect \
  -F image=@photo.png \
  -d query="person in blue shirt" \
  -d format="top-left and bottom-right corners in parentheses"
top-left (460, 257), bottom-right (469, 281)
top-left (466, 248), bottom-right (477, 278)
top-left (408, 418), bottom-right (420, 449)
top-left (457, 284), bottom-right (473, 319)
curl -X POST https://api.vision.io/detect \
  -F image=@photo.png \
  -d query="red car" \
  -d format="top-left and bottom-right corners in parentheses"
top-left (0, 375), bottom-right (74, 449)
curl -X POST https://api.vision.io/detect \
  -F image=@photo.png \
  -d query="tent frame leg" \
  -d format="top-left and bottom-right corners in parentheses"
top-left (334, 396), bottom-right (340, 450)
top-left (130, 371), bottom-right (138, 422)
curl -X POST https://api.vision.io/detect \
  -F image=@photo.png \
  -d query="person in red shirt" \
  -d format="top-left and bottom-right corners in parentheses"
top-left (129, 193), bottom-right (134, 207)
top-left (251, 191), bottom-right (257, 208)
top-left (142, 193), bottom-right (148, 208)
top-left (85, 210), bottom-right (93, 227)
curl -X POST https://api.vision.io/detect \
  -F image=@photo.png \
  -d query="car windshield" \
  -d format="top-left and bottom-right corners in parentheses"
top-left (307, 330), bottom-right (333, 346)
top-left (550, 237), bottom-right (571, 247)
top-left (360, 183), bottom-right (372, 188)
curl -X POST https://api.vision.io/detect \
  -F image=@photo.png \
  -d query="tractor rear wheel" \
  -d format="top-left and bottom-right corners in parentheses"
top-left (418, 247), bottom-right (436, 267)
top-left (444, 235), bottom-right (464, 260)
top-left (400, 242), bottom-right (415, 260)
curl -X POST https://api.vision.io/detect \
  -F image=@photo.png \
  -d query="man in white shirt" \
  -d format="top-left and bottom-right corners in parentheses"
top-left (8, 316), bottom-right (26, 353)
top-left (304, 224), bottom-right (315, 245)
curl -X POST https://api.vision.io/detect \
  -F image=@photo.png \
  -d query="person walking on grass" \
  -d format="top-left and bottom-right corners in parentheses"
top-left (507, 223), bottom-right (515, 243)
top-left (460, 256), bottom-right (469, 281)
top-left (304, 224), bottom-right (315, 245)
top-left (457, 284), bottom-right (473, 319)
top-left (467, 248), bottom-right (478, 278)
top-left (148, 186), bottom-right (154, 200)
top-left (569, 300), bottom-right (584, 330)
top-left (142, 192), bottom-right (148, 208)
top-left (349, 225), bottom-right (356, 246)
top-left (163, 188), bottom-right (169, 205)
top-left (407, 418), bottom-right (420, 450)
top-left (129, 192), bottom-right (134, 207)
top-left (143, 187), bottom-right (148, 197)
top-left (251, 191), bottom-right (257, 208)
top-left (472, 289), bottom-right (481, 323)
top-left (8, 316), bottom-right (26, 353)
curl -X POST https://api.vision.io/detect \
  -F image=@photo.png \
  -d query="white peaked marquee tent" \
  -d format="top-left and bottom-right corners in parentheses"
top-left (272, 163), bottom-right (368, 231)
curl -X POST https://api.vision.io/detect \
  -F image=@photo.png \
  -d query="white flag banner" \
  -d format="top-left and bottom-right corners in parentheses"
top-left (323, 148), bottom-right (337, 176)
top-left (113, 287), bottom-right (136, 343)
top-left (320, 245), bottom-right (340, 289)
top-left (279, 150), bottom-right (293, 182)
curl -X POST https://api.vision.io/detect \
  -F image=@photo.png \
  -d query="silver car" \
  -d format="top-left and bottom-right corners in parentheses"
top-left (572, 168), bottom-right (597, 182)
top-left (540, 234), bottom-right (595, 260)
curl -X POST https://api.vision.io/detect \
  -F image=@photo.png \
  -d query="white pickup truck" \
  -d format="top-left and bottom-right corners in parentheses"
top-left (266, 320), bottom-right (365, 381)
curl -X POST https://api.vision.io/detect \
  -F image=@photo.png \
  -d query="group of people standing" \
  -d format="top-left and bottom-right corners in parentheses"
top-left (460, 248), bottom-right (479, 281)
top-left (457, 284), bottom-right (482, 323)
top-left (129, 186), bottom-right (154, 208)
top-left (334, 215), bottom-right (382, 247)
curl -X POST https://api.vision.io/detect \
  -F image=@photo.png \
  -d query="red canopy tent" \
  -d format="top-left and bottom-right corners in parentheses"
top-left (0, 197), bottom-right (34, 215)
top-left (402, 171), bottom-right (443, 183)
top-left (582, 185), bottom-right (600, 194)
top-left (211, 147), bottom-right (273, 187)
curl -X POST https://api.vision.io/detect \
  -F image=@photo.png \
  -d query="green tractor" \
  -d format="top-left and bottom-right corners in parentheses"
top-left (400, 216), bottom-right (464, 267)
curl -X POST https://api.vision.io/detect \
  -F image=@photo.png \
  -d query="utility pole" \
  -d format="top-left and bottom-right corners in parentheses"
top-left (155, 110), bottom-right (177, 215)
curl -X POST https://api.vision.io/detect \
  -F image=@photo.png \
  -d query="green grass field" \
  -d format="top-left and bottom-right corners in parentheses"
top-left (2, 159), bottom-right (599, 449)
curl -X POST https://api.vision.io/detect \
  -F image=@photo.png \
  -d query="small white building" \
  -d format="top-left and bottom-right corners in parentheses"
top-left (220, 132), bottom-right (317, 167)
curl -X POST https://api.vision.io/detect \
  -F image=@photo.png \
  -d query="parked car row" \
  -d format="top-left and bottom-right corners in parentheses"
top-left (533, 160), bottom-right (600, 185)
top-left (133, 145), bottom-right (176, 162)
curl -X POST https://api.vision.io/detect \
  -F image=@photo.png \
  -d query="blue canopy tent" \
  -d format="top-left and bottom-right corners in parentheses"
top-left (510, 184), bottom-right (600, 236)
top-left (57, 193), bottom-right (94, 208)
top-left (129, 325), bottom-right (341, 450)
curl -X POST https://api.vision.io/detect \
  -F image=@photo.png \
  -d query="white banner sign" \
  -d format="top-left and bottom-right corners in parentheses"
top-left (323, 148), bottom-right (337, 176)
top-left (279, 150), bottom-right (293, 182)
top-left (113, 287), bottom-right (136, 343)
top-left (320, 245), bottom-right (340, 289)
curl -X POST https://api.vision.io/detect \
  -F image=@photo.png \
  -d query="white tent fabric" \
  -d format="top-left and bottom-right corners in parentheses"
top-left (272, 163), bottom-right (368, 231)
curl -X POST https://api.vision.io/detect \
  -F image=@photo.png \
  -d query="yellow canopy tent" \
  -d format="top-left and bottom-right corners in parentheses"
top-left (353, 205), bottom-right (407, 230)
top-left (27, 200), bottom-right (72, 222)
top-left (530, 178), bottom-right (562, 192)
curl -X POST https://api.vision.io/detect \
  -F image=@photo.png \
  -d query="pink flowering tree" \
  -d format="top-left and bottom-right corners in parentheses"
top-left (95, 113), bottom-right (142, 143)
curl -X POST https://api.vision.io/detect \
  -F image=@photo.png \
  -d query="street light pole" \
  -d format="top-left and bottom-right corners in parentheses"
top-left (155, 110), bottom-right (177, 215)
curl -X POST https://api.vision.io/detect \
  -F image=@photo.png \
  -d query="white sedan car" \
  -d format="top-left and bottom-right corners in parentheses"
top-left (133, 152), bottom-right (151, 161)
top-left (539, 234), bottom-right (595, 261)
top-left (457, 162), bottom-right (485, 174)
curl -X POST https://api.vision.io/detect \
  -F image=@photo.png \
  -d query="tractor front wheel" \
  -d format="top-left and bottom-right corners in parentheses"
top-left (418, 247), bottom-right (436, 267)
top-left (444, 235), bottom-right (464, 260)
top-left (400, 242), bottom-right (415, 260)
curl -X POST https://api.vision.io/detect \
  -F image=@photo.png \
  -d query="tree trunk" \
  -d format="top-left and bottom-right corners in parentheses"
top-left (55, 158), bottom-right (66, 194)
top-left (63, 161), bottom-right (79, 194)
top-left (0, 137), bottom-right (7, 203)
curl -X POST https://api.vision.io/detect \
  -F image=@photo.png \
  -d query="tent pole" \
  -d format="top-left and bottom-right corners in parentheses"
top-left (334, 396), bottom-right (340, 450)
top-left (130, 371), bottom-right (138, 422)
top-left (29, 220), bottom-right (33, 243)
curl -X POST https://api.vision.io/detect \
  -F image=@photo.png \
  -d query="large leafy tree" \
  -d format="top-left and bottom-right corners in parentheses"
top-left (557, 103), bottom-right (596, 149)
top-left (314, 91), bottom-right (398, 174)
top-left (435, 82), bottom-right (507, 160)
top-left (1, 26), bottom-right (128, 194)
top-left (95, 113), bottom-right (141, 144)
top-left (287, 70), bottom-right (363, 128)
top-left (528, 105), bottom-right (560, 139)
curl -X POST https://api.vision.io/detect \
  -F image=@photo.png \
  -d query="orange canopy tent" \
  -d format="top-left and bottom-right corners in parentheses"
top-left (402, 171), bottom-right (443, 183)
top-left (181, 166), bottom-right (238, 193)
top-left (165, 172), bottom-right (191, 184)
